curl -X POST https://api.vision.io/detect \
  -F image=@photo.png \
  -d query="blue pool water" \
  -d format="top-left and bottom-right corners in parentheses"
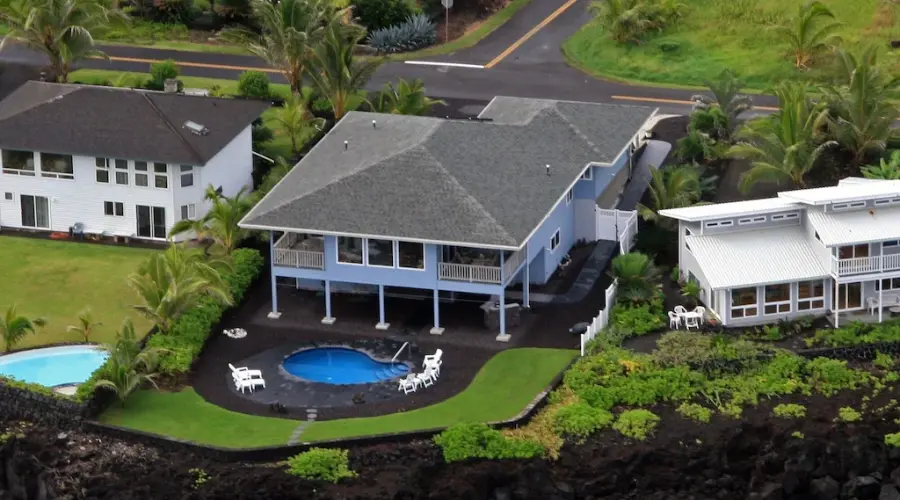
top-left (0, 345), bottom-right (108, 387)
top-left (283, 348), bottom-right (409, 385)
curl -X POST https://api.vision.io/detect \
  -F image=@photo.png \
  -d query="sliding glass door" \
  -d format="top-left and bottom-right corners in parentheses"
top-left (20, 195), bottom-right (50, 229)
top-left (136, 205), bottom-right (166, 239)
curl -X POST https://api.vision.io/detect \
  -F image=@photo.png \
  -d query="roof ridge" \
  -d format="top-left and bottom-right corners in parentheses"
top-left (141, 93), bottom-right (205, 165)
top-left (548, 103), bottom-right (605, 158)
top-left (0, 82), bottom-right (81, 123)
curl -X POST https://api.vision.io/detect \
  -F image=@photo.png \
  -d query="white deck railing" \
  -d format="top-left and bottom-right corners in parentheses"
top-left (273, 233), bottom-right (325, 270)
top-left (832, 254), bottom-right (900, 276)
top-left (438, 262), bottom-right (501, 284)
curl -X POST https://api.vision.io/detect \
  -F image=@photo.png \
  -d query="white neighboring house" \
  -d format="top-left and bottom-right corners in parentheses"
top-left (0, 81), bottom-right (269, 241)
top-left (660, 178), bottom-right (900, 328)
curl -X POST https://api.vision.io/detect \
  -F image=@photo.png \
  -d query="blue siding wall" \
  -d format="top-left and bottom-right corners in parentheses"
top-left (525, 190), bottom-right (576, 284)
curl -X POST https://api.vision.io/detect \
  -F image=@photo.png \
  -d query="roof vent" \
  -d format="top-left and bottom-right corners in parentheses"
top-left (184, 120), bottom-right (209, 136)
top-left (344, 140), bottom-right (348, 150)
top-left (546, 164), bottom-right (551, 176)
top-left (372, 120), bottom-right (377, 129)
top-left (164, 78), bottom-right (179, 93)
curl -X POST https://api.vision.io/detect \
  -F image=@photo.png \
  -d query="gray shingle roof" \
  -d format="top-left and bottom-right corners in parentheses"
top-left (0, 81), bottom-right (269, 165)
top-left (242, 97), bottom-right (655, 248)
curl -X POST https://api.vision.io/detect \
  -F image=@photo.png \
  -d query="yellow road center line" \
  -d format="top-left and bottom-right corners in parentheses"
top-left (484, 0), bottom-right (580, 69)
top-left (611, 94), bottom-right (780, 111)
top-left (95, 55), bottom-right (279, 74)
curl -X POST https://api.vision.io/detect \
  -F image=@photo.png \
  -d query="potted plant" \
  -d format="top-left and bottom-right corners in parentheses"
top-left (680, 281), bottom-right (701, 309)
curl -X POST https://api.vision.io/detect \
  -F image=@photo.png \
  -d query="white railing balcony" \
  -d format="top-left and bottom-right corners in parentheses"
top-left (502, 247), bottom-right (526, 281)
top-left (832, 254), bottom-right (900, 276)
top-left (438, 262), bottom-right (501, 284)
top-left (273, 233), bottom-right (325, 270)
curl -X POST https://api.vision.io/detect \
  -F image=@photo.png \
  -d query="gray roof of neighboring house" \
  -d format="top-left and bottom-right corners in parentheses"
top-left (241, 97), bottom-right (656, 248)
top-left (0, 81), bottom-right (270, 165)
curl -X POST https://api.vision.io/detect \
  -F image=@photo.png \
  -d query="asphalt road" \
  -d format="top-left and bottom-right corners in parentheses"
top-left (0, 0), bottom-right (781, 117)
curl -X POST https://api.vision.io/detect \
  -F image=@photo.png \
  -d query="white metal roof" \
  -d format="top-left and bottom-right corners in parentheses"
top-left (807, 205), bottom-right (900, 246)
top-left (685, 226), bottom-right (830, 289)
top-left (659, 198), bottom-right (801, 222)
top-left (838, 177), bottom-right (884, 186)
top-left (778, 180), bottom-right (900, 205)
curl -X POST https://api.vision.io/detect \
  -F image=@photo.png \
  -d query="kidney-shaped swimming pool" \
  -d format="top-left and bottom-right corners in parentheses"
top-left (0, 345), bottom-right (108, 388)
top-left (283, 347), bottom-right (409, 385)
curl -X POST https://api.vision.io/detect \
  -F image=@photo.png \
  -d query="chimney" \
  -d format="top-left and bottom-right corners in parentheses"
top-left (546, 164), bottom-right (551, 176)
top-left (163, 79), bottom-right (179, 93)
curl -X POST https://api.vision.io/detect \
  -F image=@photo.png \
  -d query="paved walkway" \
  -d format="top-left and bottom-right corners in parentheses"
top-left (506, 139), bottom-right (672, 306)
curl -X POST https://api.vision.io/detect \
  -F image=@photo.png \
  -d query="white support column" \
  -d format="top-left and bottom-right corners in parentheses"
top-left (834, 279), bottom-right (840, 328)
top-left (376, 284), bottom-right (390, 330)
top-left (430, 288), bottom-right (444, 335)
top-left (267, 231), bottom-right (281, 319)
top-left (523, 262), bottom-right (530, 308)
top-left (879, 285), bottom-right (884, 323)
top-left (321, 280), bottom-right (336, 324)
top-left (496, 293), bottom-right (510, 342)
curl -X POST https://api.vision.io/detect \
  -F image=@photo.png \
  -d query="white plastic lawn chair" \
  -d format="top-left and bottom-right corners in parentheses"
top-left (229, 363), bottom-right (262, 381)
top-left (398, 374), bottom-right (418, 394)
top-left (424, 349), bottom-right (443, 365)
top-left (425, 359), bottom-right (441, 378)
top-left (235, 377), bottom-right (265, 393)
top-left (693, 306), bottom-right (706, 320)
top-left (417, 368), bottom-right (436, 388)
top-left (674, 305), bottom-right (687, 315)
top-left (668, 311), bottom-right (681, 329)
top-left (867, 297), bottom-right (879, 315)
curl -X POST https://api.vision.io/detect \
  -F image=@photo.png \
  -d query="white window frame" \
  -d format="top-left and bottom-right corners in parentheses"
top-left (566, 189), bottom-right (573, 205)
top-left (763, 283), bottom-right (792, 315)
top-left (2, 150), bottom-right (36, 177)
top-left (738, 216), bottom-right (767, 225)
top-left (104, 201), bottom-right (125, 217)
top-left (364, 238), bottom-right (396, 269)
top-left (180, 165), bottom-right (194, 188)
top-left (581, 167), bottom-right (592, 180)
top-left (153, 163), bottom-right (169, 189)
top-left (875, 278), bottom-right (900, 292)
top-left (797, 280), bottom-right (825, 311)
top-left (730, 287), bottom-right (759, 318)
top-left (114, 159), bottom-right (129, 185)
top-left (40, 153), bottom-right (74, 180)
top-left (180, 204), bottom-right (196, 221)
top-left (20, 194), bottom-right (51, 229)
top-left (882, 240), bottom-right (900, 248)
top-left (396, 240), bottom-right (426, 271)
top-left (550, 229), bottom-right (560, 251)
top-left (95, 157), bottom-right (110, 183)
top-left (874, 198), bottom-right (900, 206)
top-left (134, 161), bottom-right (149, 187)
top-left (832, 201), bottom-right (866, 211)
top-left (770, 212), bottom-right (799, 221)
top-left (336, 236), bottom-right (365, 266)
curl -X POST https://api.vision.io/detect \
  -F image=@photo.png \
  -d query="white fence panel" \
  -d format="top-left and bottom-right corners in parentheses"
top-left (579, 280), bottom-right (619, 356)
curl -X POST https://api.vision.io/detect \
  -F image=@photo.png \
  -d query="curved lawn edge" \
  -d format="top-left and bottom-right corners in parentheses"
top-left (97, 348), bottom-right (577, 449)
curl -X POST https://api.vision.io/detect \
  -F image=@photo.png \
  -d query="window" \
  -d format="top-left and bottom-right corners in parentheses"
top-left (550, 230), bottom-right (560, 251)
top-left (833, 201), bottom-right (865, 211)
top-left (883, 240), bottom-right (900, 248)
top-left (764, 283), bottom-right (791, 315)
top-left (731, 287), bottom-right (758, 318)
top-left (771, 212), bottom-right (799, 221)
top-left (337, 236), bottom-right (363, 264)
top-left (104, 201), bottom-right (124, 217)
top-left (566, 189), bottom-right (573, 204)
top-left (2, 150), bottom-right (35, 176)
top-left (40, 153), bottom-right (74, 179)
top-left (797, 280), bottom-right (825, 310)
top-left (397, 241), bottom-right (425, 270)
top-left (136, 205), bottom-right (166, 239)
top-left (180, 204), bottom-right (195, 220)
top-left (875, 278), bottom-right (900, 292)
top-left (839, 244), bottom-right (869, 259)
top-left (581, 167), bottom-right (592, 180)
top-left (3, 192), bottom-right (11, 201)
top-left (153, 163), bottom-right (168, 189)
top-left (180, 165), bottom-right (194, 187)
top-left (111, 159), bottom-right (127, 185)
top-left (366, 239), bottom-right (395, 267)
top-left (738, 216), bottom-right (767, 225)
top-left (134, 161), bottom-right (149, 187)
top-left (875, 198), bottom-right (900, 206)
top-left (704, 220), bottom-right (734, 228)
top-left (95, 157), bottom-right (109, 183)
top-left (20, 195), bottom-right (49, 229)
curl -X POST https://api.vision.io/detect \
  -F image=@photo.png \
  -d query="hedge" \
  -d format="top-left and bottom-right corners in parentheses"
top-left (75, 248), bottom-right (264, 402)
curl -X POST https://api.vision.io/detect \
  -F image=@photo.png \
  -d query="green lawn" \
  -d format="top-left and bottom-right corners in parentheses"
top-left (564, 0), bottom-right (900, 90)
top-left (0, 237), bottom-right (155, 348)
top-left (99, 348), bottom-right (577, 448)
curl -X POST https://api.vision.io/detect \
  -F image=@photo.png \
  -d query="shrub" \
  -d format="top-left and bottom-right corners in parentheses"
top-left (286, 448), bottom-right (356, 483)
top-left (676, 402), bottom-right (712, 423)
top-left (610, 303), bottom-right (665, 336)
top-left (806, 319), bottom-right (900, 347)
top-left (885, 433), bottom-right (900, 448)
top-left (773, 403), bottom-right (807, 419)
top-left (237, 71), bottom-right (271, 99)
top-left (553, 401), bottom-right (614, 439)
top-left (146, 59), bottom-right (182, 91)
top-left (805, 357), bottom-right (867, 396)
top-left (837, 407), bottom-right (862, 423)
top-left (433, 423), bottom-right (545, 462)
top-left (367, 14), bottom-right (437, 53)
top-left (352, 0), bottom-right (417, 31)
top-left (676, 129), bottom-right (722, 164)
top-left (873, 351), bottom-right (895, 370)
top-left (147, 248), bottom-right (263, 374)
top-left (612, 409), bottom-right (660, 441)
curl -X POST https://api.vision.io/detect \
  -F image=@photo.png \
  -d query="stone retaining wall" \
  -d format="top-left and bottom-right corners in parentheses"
top-left (0, 383), bottom-right (87, 427)
top-left (797, 340), bottom-right (900, 361)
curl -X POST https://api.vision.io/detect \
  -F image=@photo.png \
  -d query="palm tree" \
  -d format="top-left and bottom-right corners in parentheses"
top-left (821, 48), bottom-right (900, 168)
top-left (771, 1), bottom-right (842, 69)
top-left (370, 79), bottom-right (446, 116)
top-left (93, 319), bottom-right (163, 407)
top-left (862, 151), bottom-right (900, 180)
top-left (0, 0), bottom-right (126, 83)
top-left (66, 307), bottom-right (101, 343)
top-left (637, 165), bottom-right (703, 230)
top-left (728, 82), bottom-right (835, 193)
top-left (169, 186), bottom-right (255, 254)
top-left (0, 305), bottom-right (47, 352)
top-left (272, 90), bottom-right (325, 155)
top-left (610, 252), bottom-right (661, 296)
top-left (307, 27), bottom-right (382, 120)
top-left (219, 0), bottom-right (351, 93)
top-left (690, 70), bottom-right (753, 140)
top-left (128, 244), bottom-right (233, 335)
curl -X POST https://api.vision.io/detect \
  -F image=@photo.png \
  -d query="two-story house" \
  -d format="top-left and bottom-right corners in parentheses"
top-left (660, 178), bottom-right (900, 327)
top-left (239, 96), bottom-right (656, 341)
top-left (0, 81), bottom-right (269, 240)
